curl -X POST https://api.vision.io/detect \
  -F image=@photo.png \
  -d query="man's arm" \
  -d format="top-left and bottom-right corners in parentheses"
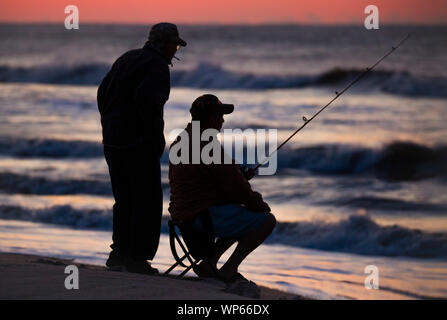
top-left (97, 68), bottom-right (113, 115)
top-left (133, 62), bottom-right (170, 152)
top-left (211, 162), bottom-right (270, 212)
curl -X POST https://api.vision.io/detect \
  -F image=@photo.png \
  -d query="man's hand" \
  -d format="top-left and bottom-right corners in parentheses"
top-left (244, 168), bottom-right (256, 180)
top-left (241, 166), bottom-right (256, 180)
top-left (246, 192), bottom-right (270, 213)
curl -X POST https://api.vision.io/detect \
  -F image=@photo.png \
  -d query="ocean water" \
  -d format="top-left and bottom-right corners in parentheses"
top-left (0, 24), bottom-right (446, 299)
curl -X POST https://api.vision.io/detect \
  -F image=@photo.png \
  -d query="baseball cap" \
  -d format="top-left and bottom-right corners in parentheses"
top-left (148, 22), bottom-right (187, 47)
top-left (190, 94), bottom-right (234, 120)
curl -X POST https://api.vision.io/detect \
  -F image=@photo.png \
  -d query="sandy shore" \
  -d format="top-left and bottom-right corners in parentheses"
top-left (0, 252), bottom-right (308, 300)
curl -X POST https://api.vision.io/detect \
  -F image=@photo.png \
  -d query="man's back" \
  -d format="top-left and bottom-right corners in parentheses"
top-left (97, 43), bottom-right (170, 150)
top-left (168, 123), bottom-right (268, 223)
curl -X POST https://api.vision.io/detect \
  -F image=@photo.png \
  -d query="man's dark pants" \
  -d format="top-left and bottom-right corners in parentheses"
top-left (104, 144), bottom-right (162, 261)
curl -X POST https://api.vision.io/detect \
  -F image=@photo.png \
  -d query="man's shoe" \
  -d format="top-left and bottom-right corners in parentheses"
top-left (105, 250), bottom-right (127, 271)
top-left (125, 258), bottom-right (159, 275)
top-left (223, 273), bottom-right (261, 299)
top-left (193, 261), bottom-right (218, 278)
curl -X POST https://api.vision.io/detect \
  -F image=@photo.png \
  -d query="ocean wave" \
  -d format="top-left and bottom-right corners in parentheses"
top-left (0, 205), bottom-right (113, 230)
top-left (0, 172), bottom-right (112, 195)
top-left (1, 138), bottom-right (445, 182)
top-left (0, 137), bottom-right (103, 158)
top-left (1, 204), bottom-right (446, 258)
top-left (268, 214), bottom-right (447, 258)
top-left (1, 63), bottom-right (446, 98)
top-left (319, 196), bottom-right (447, 214)
top-left (0, 172), bottom-right (169, 195)
top-left (0, 63), bottom-right (108, 86)
top-left (276, 141), bottom-right (447, 181)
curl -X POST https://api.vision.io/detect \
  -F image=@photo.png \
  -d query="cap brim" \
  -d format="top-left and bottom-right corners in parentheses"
top-left (220, 104), bottom-right (234, 114)
top-left (177, 38), bottom-right (187, 47)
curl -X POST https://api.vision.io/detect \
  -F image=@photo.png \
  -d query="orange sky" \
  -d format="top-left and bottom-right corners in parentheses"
top-left (0, 0), bottom-right (445, 24)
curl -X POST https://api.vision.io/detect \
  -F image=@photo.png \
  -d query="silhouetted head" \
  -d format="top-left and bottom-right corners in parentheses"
top-left (148, 23), bottom-right (187, 62)
top-left (190, 94), bottom-right (234, 131)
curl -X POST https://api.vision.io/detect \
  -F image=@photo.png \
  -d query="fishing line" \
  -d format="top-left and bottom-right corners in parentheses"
top-left (253, 34), bottom-right (410, 172)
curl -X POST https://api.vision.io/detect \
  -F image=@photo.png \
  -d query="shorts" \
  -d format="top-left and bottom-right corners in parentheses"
top-left (191, 204), bottom-right (269, 239)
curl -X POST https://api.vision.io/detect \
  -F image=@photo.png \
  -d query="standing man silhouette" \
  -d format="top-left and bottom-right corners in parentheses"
top-left (97, 23), bottom-right (186, 274)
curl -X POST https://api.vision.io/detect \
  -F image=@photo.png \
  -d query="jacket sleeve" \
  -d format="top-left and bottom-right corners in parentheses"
top-left (133, 62), bottom-right (170, 153)
top-left (97, 69), bottom-right (113, 115)
top-left (210, 162), bottom-right (269, 212)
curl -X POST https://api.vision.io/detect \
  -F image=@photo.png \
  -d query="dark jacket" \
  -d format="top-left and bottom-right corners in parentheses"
top-left (168, 123), bottom-right (269, 222)
top-left (97, 42), bottom-right (170, 155)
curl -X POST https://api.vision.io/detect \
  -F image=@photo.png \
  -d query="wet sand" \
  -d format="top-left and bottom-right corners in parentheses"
top-left (0, 252), bottom-right (308, 300)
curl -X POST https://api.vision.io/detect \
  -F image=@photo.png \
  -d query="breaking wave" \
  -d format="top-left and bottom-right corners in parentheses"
top-left (320, 196), bottom-right (447, 214)
top-left (1, 63), bottom-right (446, 98)
top-left (1, 138), bottom-right (445, 182)
top-left (0, 137), bottom-right (103, 158)
top-left (1, 205), bottom-right (446, 258)
top-left (0, 205), bottom-right (114, 230)
top-left (0, 172), bottom-right (112, 195)
top-left (0, 172), bottom-right (170, 195)
top-left (267, 215), bottom-right (447, 258)
top-left (0, 63), bottom-right (108, 86)
top-left (277, 141), bottom-right (447, 181)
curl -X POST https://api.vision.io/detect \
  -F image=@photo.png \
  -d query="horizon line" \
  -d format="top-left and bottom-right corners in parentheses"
top-left (1, 21), bottom-right (446, 27)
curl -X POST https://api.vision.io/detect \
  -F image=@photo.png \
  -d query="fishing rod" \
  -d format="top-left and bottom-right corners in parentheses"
top-left (253, 34), bottom-right (410, 172)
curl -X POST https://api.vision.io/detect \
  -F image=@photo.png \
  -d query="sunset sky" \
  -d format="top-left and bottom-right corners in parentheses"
top-left (0, 0), bottom-right (445, 25)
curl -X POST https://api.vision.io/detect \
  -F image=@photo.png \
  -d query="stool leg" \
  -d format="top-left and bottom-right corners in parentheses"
top-left (174, 233), bottom-right (195, 265)
top-left (178, 259), bottom-right (201, 278)
top-left (164, 253), bottom-right (188, 275)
